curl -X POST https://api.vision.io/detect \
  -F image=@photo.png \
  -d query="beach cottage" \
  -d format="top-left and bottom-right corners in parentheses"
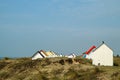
top-left (32, 50), bottom-right (58, 60)
top-left (85, 42), bottom-right (113, 66)
top-left (67, 54), bottom-right (76, 58)
top-left (32, 50), bottom-right (47, 60)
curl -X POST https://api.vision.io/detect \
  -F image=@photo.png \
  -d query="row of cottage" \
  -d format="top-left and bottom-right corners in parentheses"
top-left (32, 50), bottom-right (76, 60)
top-left (32, 41), bottom-right (113, 66)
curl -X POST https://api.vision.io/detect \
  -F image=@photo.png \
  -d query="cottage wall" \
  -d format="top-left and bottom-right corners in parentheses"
top-left (92, 44), bottom-right (113, 66)
top-left (32, 53), bottom-right (43, 60)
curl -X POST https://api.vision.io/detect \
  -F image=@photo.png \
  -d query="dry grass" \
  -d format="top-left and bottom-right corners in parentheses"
top-left (0, 57), bottom-right (120, 80)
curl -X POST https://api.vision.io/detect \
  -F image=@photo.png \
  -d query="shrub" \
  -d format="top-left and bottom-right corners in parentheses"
top-left (66, 58), bottom-right (73, 64)
top-left (59, 59), bottom-right (65, 65)
top-left (3, 57), bottom-right (10, 60)
top-left (116, 54), bottom-right (119, 57)
top-left (114, 62), bottom-right (119, 66)
top-left (114, 57), bottom-right (120, 66)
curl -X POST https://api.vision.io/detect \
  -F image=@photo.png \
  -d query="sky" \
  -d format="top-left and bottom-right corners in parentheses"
top-left (0, 0), bottom-right (120, 57)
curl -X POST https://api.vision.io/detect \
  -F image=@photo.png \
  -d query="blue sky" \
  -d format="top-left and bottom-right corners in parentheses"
top-left (0, 0), bottom-right (120, 57)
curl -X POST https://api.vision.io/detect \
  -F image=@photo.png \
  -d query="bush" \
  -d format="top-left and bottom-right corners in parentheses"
top-left (59, 59), bottom-right (65, 65)
top-left (3, 57), bottom-right (10, 60)
top-left (66, 58), bottom-right (73, 64)
top-left (114, 62), bottom-right (119, 66)
top-left (114, 57), bottom-right (120, 66)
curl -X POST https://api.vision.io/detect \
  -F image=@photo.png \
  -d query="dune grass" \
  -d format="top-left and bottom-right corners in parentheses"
top-left (0, 57), bottom-right (120, 80)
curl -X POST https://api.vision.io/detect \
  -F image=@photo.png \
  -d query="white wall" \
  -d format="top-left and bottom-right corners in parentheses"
top-left (92, 44), bottom-right (113, 66)
top-left (32, 53), bottom-right (43, 60)
top-left (41, 52), bottom-right (47, 57)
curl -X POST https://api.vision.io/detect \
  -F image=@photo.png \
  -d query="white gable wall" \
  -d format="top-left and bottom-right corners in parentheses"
top-left (92, 44), bottom-right (113, 66)
top-left (86, 52), bottom-right (93, 59)
top-left (41, 52), bottom-right (47, 57)
top-left (32, 53), bottom-right (43, 60)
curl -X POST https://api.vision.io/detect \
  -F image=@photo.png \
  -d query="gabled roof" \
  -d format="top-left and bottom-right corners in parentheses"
top-left (31, 51), bottom-right (39, 58)
top-left (32, 50), bottom-right (58, 58)
top-left (39, 51), bottom-right (46, 58)
top-left (32, 50), bottom-right (46, 58)
top-left (92, 42), bottom-right (113, 53)
top-left (85, 45), bottom-right (96, 54)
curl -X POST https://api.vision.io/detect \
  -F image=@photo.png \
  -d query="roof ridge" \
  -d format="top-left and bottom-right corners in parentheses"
top-left (92, 42), bottom-right (113, 52)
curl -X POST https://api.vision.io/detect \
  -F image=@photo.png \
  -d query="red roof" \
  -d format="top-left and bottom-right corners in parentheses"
top-left (85, 45), bottom-right (96, 54)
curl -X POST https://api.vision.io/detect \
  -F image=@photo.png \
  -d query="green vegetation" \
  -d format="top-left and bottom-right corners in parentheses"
top-left (0, 57), bottom-right (120, 80)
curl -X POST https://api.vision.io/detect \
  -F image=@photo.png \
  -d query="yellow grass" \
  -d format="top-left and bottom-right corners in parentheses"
top-left (0, 57), bottom-right (120, 80)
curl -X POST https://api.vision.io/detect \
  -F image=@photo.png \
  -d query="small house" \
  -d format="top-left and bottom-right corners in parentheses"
top-left (67, 54), bottom-right (76, 58)
top-left (85, 42), bottom-right (113, 66)
top-left (32, 50), bottom-right (47, 60)
top-left (32, 50), bottom-right (58, 60)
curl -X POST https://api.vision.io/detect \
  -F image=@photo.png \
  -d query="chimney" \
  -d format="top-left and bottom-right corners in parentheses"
top-left (102, 41), bottom-right (104, 44)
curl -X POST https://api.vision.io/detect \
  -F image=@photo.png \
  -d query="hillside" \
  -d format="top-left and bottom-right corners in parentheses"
top-left (0, 57), bottom-right (120, 80)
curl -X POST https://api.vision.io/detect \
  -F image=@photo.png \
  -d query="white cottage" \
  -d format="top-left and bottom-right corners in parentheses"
top-left (32, 50), bottom-right (47, 60)
top-left (86, 42), bottom-right (113, 66)
top-left (67, 54), bottom-right (76, 58)
top-left (32, 50), bottom-right (58, 60)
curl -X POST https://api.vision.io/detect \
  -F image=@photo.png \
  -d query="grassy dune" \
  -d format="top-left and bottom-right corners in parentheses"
top-left (0, 57), bottom-right (120, 80)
